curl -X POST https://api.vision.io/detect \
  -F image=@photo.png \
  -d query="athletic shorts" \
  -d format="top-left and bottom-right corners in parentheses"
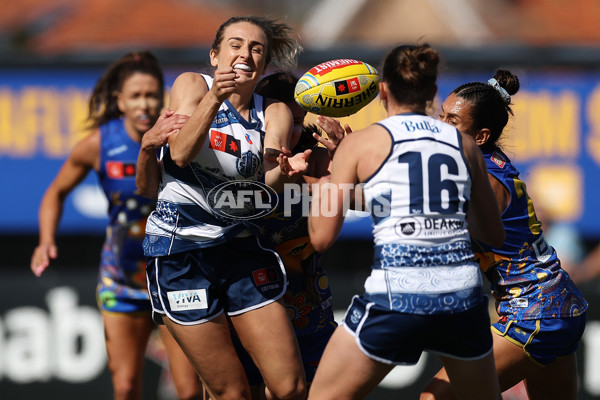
top-left (97, 241), bottom-right (151, 314)
top-left (96, 283), bottom-right (151, 314)
top-left (492, 312), bottom-right (587, 366)
top-left (342, 294), bottom-right (493, 365)
top-left (234, 323), bottom-right (336, 385)
top-left (146, 236), bottom-right (287, 325)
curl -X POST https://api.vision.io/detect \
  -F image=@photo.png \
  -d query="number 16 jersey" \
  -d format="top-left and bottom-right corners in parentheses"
top-left (361, 113), bottom-right (481, 315)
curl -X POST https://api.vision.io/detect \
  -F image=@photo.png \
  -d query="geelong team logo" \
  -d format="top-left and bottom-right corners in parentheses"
top-left (237, 151), bottom-right (261, 178)
top-left (207, 180), bottom-right (278, 220)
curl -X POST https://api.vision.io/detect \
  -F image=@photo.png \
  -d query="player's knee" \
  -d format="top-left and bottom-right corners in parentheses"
top-left (419, 391), bottom-right (437, 400)
top-left (266, 376), bottom-right (307, 400)
top-left (207, 382), bottom-right (249, 400)
top-left (419, 380), bottom-right (452, 400)
top-left (176, 387), bottom-right (204, 400)
top-left (112, 379), bottom-right (139, 400)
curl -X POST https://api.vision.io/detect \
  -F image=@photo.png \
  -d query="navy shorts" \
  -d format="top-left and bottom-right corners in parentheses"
top-left (342, 294), bottom-right (493, 365)
top-left (492, 312), bottom-right (587, 366)
top-left (146, 236), bottom-right (287, 325)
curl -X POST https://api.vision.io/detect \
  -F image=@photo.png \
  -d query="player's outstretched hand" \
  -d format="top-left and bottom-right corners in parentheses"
top-left (30, 243), bottom-right (58, 277)
top-left (278, 147), bottom-right (312, 177)
top-left (313, 115), bottom-right (352, 159)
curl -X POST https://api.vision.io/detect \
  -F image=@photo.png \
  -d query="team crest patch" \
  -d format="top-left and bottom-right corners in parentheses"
top-left (237, 151), bottom-right (261, 178)
top-left (491, 151), bottom-right (506, 168)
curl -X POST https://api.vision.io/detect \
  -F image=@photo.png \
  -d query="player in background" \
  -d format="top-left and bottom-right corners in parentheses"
top-left (306, 43), bottom-right (505, 400)
top-left (30, 51), bottom-right (202, 400)
top-left (139, 16), bottom-right (310, 400)
top-left (421, 70), bottom-right (588, 400)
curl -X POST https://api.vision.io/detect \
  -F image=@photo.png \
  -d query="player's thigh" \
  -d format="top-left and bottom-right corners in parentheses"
top-left (420, 332), bottom-right (535, 400)
top-left (163, 314), bottom-right (250, 399)
top-left (419, 367), bottom-right (454, 400)
top-left (439, 351), bottom-right (501, 400)
top-left (490, 331), bottom-right (540, 391)
top-left (230, 301), bottom-right (304, 386)
top-left (102, 312), bottom-right (154, 375)
top-left (157, 324), bottom-right (203, 399)
top-left (524, 353), bottom-right (578, 400)
top-left (308, 326), bottom-right (393, 400)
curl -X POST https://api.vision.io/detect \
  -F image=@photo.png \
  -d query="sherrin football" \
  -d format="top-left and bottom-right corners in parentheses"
top-left (294, 59), bottom-right (380, 117)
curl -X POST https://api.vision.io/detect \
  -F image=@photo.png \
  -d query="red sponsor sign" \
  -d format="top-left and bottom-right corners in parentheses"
top-left (209, 130), bottom-right (227, 152)
top-left (252, 268), bottom-right (270, 285)
top-left (309, 59), bottom-right (361, 76)
top-left (106, 161), bottom-right (124, 179)
top-left (252, 268), bottom-right (278, 285)
top-left (106, 161), bottom-right (135, 178)
top-left (347, 77), bottom-right (361, 93)
top-left (209, 130), bottom-right (241, 157)
top-left (491, 151), bottom-right (506, 168)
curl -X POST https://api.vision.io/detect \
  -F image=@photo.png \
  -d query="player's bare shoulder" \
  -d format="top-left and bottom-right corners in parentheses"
top-left (70, 128), bottom-right (101, 169)
top-left (170, 72), bottom-right (210, 114)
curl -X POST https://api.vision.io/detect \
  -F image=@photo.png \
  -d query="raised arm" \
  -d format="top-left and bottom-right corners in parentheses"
top-left (308, 132), bottom-right (361, 252)
top-left (262, 99), bottom-right (310, 192)
top-left (31, 131), bottom-right (99, 276)
top-left (167, 68), bottom-right (237, 167)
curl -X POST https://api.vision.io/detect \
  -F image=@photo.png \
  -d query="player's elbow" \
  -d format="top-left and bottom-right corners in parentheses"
top-left (136, 181), bottom-right (157, 199)
top-left (311, 238), bottom-right (331, 253)
top-left (169, 151), bottom-right (192, 168)
top-left (309, 230), bottom-right (334, 253)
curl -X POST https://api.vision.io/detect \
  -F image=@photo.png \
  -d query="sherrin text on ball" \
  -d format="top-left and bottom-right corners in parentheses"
top-left (294, 59), bottom-right (380, 117)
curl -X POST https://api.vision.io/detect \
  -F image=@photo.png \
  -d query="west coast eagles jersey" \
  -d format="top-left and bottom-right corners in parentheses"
top-left (475, 147), bottom-right (587, 320)
top-left (97, 118), bottom-right (155, 304)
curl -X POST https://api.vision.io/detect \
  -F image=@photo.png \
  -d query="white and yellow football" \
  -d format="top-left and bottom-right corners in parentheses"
top-left (294, 59), bottom-right (380, 117)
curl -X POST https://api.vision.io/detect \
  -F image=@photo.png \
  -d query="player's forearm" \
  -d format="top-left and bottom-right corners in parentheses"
top-left (37, 191), bottom-right (64, 246)
top-left (136, 149), bottom-right (160, 199)
top-left (169, 95), bottom-right (221, 167)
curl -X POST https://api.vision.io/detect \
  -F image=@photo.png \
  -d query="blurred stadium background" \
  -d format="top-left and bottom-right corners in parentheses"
top-left (1, 0), bottom-right (600, 398)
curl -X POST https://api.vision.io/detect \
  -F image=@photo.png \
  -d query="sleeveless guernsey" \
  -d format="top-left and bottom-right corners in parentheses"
top-left (144, 74), bottom-right (266, 256)
top-left (476, 147), bottom-right (587, 320)
top-left (361, 113), bottom-right (481, 315)
top-left (97, 118), bottom-right (156, 311)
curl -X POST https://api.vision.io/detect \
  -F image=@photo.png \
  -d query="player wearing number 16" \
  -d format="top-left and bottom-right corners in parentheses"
top-left (307, 44), bottom-right (505, 400)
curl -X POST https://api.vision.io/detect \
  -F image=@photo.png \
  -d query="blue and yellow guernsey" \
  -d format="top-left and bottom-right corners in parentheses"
top-left (475, 147), bottom-right (588, 320)
top-left (97, 118), bottom-right (156, 311)
top-left (257, 195), bottom-right (336, 337)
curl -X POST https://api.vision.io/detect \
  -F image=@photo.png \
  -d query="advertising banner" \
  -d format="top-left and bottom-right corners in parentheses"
top-left (1, 69), bottom-right (599, 239)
